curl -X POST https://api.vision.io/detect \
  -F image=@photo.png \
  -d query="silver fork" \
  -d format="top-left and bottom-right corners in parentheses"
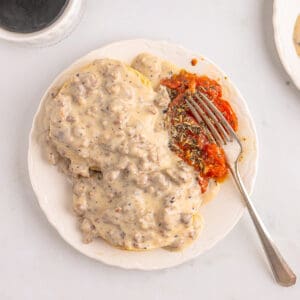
top-left (186, 91), bottom-right (296, 287)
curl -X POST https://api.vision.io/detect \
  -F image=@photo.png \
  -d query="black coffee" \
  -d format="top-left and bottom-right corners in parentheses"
top-left (0, 0), bottom-right (69, 33)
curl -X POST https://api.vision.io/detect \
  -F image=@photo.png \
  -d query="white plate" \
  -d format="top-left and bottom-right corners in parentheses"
top-left (28, 39), bottom-right (258, 270)
top-left (273, 0), bottom-right (300, 89)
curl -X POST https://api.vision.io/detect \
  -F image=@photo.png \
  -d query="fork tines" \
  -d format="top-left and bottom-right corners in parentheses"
top-left (185, 91), bottom-right (236, 146)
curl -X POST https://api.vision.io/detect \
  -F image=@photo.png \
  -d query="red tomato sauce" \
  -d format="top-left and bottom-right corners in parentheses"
top-left (161, 70), bottom-right (238, 193)
top-left (191, 58), bottom-right (198, 66)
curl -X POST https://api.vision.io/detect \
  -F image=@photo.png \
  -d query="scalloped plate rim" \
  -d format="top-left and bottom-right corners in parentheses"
top-left (28, 39), bottom-right (258, 270)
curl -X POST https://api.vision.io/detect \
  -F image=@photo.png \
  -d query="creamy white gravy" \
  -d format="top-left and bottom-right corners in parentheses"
top-left (42, 54), bottom-right (204, 251)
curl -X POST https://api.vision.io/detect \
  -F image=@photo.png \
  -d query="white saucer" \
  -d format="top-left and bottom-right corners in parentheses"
top-left (273, 0), bottom-right (300, 89)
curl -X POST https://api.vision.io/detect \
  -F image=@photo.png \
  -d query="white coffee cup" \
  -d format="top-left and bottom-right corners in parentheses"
top-left (0, 0), bottom-right (85, 47)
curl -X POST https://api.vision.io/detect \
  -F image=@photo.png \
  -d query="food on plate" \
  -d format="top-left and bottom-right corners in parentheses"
top-left (131, 53), bottom-right (178, 88)
top-left (161, 71), bottom-right (238, 192)
top-left (41, 53), bottom-right (238, 251)
top-left (191, 58), bottom-right (198, 66)
top-left (293, 15), bottom-right (300, 57)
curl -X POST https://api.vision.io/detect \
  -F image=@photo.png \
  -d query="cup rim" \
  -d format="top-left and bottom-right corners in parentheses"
top-left (0, 0), bottom-right (78, 42)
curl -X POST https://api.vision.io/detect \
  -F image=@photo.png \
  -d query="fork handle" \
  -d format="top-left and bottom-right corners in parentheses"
top-left (229, 166), bottom-right (296, 287)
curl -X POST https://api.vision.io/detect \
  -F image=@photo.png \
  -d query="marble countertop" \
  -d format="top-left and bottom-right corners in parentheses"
top-left (0, 0), bottom-right (299, 299)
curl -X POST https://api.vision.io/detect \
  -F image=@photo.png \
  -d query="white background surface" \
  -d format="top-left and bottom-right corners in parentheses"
top-left (0, 0), bottom-right (299, 299)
